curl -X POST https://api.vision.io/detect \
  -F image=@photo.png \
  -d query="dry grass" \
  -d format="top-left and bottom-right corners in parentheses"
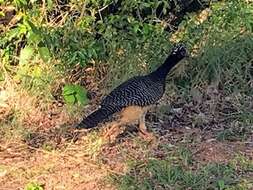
top-left (0, 0), bottom-right (253, 189)
top-left (0, 141), bottom-right (115, 190)
top-left (0, 64), bottom-right (252, 189)
top-left (0, 5), bottom-right (252, 190)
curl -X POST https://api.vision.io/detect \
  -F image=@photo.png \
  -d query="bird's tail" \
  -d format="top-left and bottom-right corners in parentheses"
top-left (76, 106), bottom-right (120, 129)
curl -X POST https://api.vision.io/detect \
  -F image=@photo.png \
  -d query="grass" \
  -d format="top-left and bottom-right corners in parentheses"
top-left (111, 150), bottom-right (253, 190)
top-left (0, 0), bottom-right (253, 189)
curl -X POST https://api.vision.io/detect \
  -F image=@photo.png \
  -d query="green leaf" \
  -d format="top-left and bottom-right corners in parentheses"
top-left (24, 182), bottom-right (43, 190)
top-left (7, 28), bottom-right (20, 41)
top-left (64, 94), bottom-right (76, 104)
top-left (133, 24), bottom-right (140, 33)
top-left (14, 0), bottom-right (28, 7)
top-left (47, 0), bottom-right (53, 10)
top-left (75, 85), bottom-right (88, 105)
top-left (38, 47), bottom-right (51, 62)
top-left (25, 20), bottom-right (36, 32)
top-left (18, 23), bottom-right (28, 35)
top-left (28, 31), bottom-right (42, 45)
top-left (63, 85), bottom-right (77, 105)
top-left (62, 84), bottom-right (88, 105)
top-left (63, 84), bottom-right (76, 95)
top-left (19, 46), bottom-right (34, 65)
top-left (217, 179), bottom-right (225, 190)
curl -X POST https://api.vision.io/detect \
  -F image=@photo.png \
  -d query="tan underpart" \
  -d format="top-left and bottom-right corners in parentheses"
top-left (138, 109), bottom-right (156, 141)
top-left (103, 106), bottom-right (154, 142)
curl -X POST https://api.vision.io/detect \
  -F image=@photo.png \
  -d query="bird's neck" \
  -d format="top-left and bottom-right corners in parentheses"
top-left (150, 54), bottom-right (183, 80)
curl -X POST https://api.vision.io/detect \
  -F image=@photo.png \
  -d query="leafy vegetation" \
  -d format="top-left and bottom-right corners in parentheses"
top-left (0, 0), bottom-right (252, 189)
top-left (62, 84), bottom-right (88, 105)
top-left (24, 182), bottom-right (44, 190)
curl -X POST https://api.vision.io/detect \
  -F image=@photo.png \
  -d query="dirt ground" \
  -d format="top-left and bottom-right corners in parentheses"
top-left (0, 68), bottom-right (252, 190)
top-left (0, 116), bottom-right (252, 190)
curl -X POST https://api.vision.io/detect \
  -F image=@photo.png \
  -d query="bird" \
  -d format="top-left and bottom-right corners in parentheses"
top-left (76, 43), bottom-right (188, 140)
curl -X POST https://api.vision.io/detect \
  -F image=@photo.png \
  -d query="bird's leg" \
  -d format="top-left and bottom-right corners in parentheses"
top-left (138, 110), bottom-right (155, 140)
top-left (103, 106), bottom-right (143, 142)
top-left (103, 121), bottom-right (118, 139)
top-left (103, 120), bottom-right (125, 142)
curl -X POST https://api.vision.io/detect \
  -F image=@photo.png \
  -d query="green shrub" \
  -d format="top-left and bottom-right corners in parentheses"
top-left (24, 182), bottom-right (43, 190)
top-left (62, 84), bottom-right (88, 105)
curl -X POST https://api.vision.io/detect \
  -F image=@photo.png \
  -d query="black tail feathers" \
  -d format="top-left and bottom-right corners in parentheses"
top-left (76, 106), bottom-right (120, 129)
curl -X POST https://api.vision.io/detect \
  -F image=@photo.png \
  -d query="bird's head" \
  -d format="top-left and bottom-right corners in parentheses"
top-left (171, 43), bottom-right (188, 59)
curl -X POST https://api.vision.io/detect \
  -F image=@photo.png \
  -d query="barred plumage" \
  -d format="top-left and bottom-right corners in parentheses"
top-left (76, 105), bottom-right (121, 129)
top-left (101, 76), bottom-right (165, 107)
top-left (77, 44), bottom-right (187, 129)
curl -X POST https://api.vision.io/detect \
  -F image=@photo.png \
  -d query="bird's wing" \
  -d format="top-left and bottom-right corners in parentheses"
top-left (101, 76), bottom-right (164, 107)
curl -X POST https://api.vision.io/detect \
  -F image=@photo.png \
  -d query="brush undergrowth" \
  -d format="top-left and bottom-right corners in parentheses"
top-left (110, 0), bottom-right (253, 189)
top-left (0, 0), bottom-right (253, 189)
top-left (0, 0), bottom-right (207, 112)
